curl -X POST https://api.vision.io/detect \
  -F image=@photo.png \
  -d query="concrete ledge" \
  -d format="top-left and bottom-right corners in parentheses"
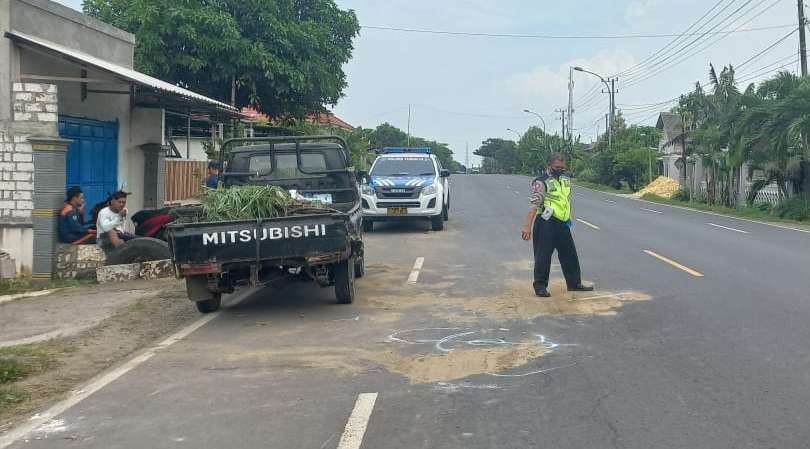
top-left (97, 259), bottom-right (174, 284)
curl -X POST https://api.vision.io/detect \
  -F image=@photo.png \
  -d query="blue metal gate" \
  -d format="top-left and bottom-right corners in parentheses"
top-left (59, 116), bottom-right (118, 221)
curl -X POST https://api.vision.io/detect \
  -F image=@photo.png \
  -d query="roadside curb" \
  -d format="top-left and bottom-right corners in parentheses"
top-left (0, 288), bottom-right (62, 306)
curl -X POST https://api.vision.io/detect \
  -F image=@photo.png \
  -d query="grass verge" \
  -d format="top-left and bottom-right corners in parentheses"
top-left (641, 194), bottom-right (809, 226)
top-left (0, 278), bottom-right (93, 297)
top-left (572, 180), bottom-right (633, 194)
top-left (0, 344), bottom-right (62, 411)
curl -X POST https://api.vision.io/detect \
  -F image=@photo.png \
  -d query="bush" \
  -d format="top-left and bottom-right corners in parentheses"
top-left (672, 188), bottom-right (691, 201)
top-left (773, 196), bottom-right (810, 221)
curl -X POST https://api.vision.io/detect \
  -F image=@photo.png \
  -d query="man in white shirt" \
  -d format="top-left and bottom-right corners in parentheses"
top-left (96, 191), bottom-right (134, 253)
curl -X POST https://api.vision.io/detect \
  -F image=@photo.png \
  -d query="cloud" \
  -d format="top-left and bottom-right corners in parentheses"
top-left (505, 49), bottom-right (638, 102)
top-left (625, 0), bottom-right (659, 22)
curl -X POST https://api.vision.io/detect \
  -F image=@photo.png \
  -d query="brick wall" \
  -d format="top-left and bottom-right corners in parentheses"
top-left (0, 83), bottom-right (58, 224)
top-left (0, 130), bottom-right (34, 222)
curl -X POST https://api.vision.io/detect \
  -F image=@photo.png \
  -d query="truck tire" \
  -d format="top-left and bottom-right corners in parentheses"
top-left (431, 214), bottom-right (444, 231)
top-left (354, 255), bottom-right (365, 278)
top-left (195, 294), bottom-right (221, 313)
top-left (362, 219), bottom-right (373, 232)
top-left (334, 259), bottom-right (355, 304)
top-left (105, 237), bottom-right (171, 266)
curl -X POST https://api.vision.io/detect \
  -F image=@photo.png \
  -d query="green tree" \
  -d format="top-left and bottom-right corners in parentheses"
top-left (83, 0), bottom-right (360, 116)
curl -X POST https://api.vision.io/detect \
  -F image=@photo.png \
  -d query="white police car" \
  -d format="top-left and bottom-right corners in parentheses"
top-left (360, 147), bottom-right (450, 231)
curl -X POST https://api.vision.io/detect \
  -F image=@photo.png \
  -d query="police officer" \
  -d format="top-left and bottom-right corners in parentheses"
top-left (521, 153), bottom-right (593, 297)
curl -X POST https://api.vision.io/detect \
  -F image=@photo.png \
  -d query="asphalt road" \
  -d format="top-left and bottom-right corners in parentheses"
top-left (5, 174), bottom-right (810, 449)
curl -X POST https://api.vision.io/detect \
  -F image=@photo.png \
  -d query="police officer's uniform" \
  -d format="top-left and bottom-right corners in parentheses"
top-left (532, 172), bottom-right (585, 294)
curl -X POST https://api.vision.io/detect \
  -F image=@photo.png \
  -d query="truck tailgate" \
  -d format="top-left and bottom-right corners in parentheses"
top-left (168, 213), bottom-right (350, 266)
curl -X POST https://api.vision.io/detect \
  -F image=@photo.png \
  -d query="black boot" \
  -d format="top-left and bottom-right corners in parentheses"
top-left (535, 287), bottom-right (551, 297)
top-left (568, 283), bottom-right (594, 292)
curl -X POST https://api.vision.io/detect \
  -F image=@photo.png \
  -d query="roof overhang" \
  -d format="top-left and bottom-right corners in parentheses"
top-left (6, 30), bottom-right (240, 119)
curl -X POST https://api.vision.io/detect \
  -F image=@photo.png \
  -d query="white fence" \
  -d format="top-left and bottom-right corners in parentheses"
top-left (692, 182), bottom-right (784, 205)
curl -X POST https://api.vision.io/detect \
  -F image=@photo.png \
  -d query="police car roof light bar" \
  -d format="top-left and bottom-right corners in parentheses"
top-left (382, 147), bottom-right (432, 154)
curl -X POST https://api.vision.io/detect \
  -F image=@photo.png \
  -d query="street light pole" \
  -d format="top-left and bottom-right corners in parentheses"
top-left (523, 109), bottom-right (548, 152)
top-left (573, 67), bottom-right (616, 150)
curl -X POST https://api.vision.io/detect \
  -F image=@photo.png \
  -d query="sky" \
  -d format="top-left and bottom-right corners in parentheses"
top-left (54, 0), bottom-right (800, 166)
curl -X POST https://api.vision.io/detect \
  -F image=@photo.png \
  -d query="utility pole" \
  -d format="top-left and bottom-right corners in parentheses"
top-left (608, 78), bottom-right (616, 149)
top-left (568, 67), bottom-right (574, 142)
top-left (406, 104), bottom-right (412, 147)
top-left (465, 142), bottom-right (470, 173)
top-left (800, 0), bottom-right (808, 76)
top-left (556, 109), bottom-right (566, 143)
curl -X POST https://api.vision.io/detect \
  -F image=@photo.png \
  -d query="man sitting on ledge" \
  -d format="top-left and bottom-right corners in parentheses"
top-left (96, 191), bottom-right (135, 253)
top-left (58, 186), bottom-right (96, 245)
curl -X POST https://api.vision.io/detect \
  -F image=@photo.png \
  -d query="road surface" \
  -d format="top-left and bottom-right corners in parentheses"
top-left (5, 174), bottom-right (810, 449)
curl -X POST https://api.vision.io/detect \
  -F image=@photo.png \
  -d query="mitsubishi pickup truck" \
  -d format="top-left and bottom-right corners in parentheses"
top-left (166, 136), bottom-right (365, 313)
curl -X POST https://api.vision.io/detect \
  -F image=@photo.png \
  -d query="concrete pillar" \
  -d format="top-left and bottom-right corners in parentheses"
top-left (140, 143), bottom-right (164, 209)
top-left (30, 136), bottom-right (71, 280)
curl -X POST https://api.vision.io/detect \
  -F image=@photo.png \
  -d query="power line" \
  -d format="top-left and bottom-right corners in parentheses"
top-left (359, 23), bottom-right (795, 40)
top-left (621, 1), bottom-right (786, 88)
top-left (614, 0), bottom-right (732, 78)
top-left (736, 27), bottom-right (800, 69)
top-left (623, 0), bottom-right (776, 86)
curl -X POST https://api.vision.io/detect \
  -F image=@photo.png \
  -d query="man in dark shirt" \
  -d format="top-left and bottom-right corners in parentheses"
top-left (206, 161), bottom-right (220, 189)
top-left (58, 186), bottom-right (96, 244)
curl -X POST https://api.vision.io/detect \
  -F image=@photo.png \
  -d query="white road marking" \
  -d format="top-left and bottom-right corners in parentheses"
top-left (574, 193), bottom-right (587, 198)
top-left (407, 257), bottom-right (424, 284)
top-left (576, 218), bottom-right (601, 230)
top-left (0, 293), bottom-right (251, 449)
top-left (604, 199), bottom-right (617, 204)
top-left (577, 184), bottom-right (810, 235)
top-left (643, 250), bottom-right (704, 277)
top-left (639, 207), bottom-right (663, 214)
top-left (513, 190), bottom-right (520, 195)
top-left (336, 393), bottom-right (378, 449)
top-left (707, 222), bottom-right (750, 234)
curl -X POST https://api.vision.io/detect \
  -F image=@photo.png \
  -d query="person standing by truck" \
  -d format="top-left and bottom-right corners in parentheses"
top-left (521, 153), bottom-right (593, 297)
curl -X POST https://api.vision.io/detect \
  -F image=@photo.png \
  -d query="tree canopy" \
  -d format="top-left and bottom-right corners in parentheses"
top-left (83, 0), bottom-right (360, 116)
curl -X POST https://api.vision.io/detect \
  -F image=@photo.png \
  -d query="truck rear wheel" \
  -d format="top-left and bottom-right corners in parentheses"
top-left (334, 259), bottom-right (355, 304)
top-left (195, 294), bottom-right (222, 314)
top-left (431, 214), bottom-right (444, 231)
top-left (353, 255), bottom-right (365, 278)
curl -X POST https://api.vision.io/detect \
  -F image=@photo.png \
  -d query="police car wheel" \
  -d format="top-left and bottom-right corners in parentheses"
top-left (334, 259), bottom-right (355, 304)
top-left (431, 214), bottom-right (444, 231)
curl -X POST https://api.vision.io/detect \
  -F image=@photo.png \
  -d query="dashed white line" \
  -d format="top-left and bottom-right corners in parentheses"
top-left (574, 193), bottom-right (587, 198)
top-left (640, 207), bottom-right (663, 214)
top-left (643, 250), bottom-right (704, 277)
top-left (336, 393), bottom-right (378, 449)
top-left (604, 199), bottom-right (617, 204)
top-left (407, 257), bottom-right (425, 284)
top-left (576, 218), bottom-right (601, 230)
top-left (707, 223), bottom-right (750, 234)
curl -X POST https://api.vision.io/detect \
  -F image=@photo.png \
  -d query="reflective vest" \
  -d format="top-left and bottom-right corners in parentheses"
top-left (539, 175), bottom-right (572, 222)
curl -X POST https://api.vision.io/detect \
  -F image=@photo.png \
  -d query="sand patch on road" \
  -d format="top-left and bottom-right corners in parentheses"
top-left (368, 342), bottom-right (549, 384)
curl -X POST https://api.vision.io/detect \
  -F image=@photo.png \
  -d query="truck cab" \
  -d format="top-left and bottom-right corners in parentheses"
top-left (360, 147), bottom-right (450, 231)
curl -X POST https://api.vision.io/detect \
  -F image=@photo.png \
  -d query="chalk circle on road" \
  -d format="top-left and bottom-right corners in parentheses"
top-left (387, 327), bottom-right (576, 378)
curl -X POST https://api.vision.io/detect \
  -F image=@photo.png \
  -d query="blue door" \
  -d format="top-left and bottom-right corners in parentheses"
top-left (59, 116), bottom-right (118, 221)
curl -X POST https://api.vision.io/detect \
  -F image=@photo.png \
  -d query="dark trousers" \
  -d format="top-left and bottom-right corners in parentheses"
top-left (532, 216), bottom-right (582, 290)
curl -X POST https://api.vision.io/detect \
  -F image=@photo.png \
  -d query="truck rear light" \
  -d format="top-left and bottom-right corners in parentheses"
top-left (181, 263), bottom-right (220, 275)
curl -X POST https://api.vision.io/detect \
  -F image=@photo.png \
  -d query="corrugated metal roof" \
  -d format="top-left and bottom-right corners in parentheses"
top-left (6, 30), bottom-right (237, 113)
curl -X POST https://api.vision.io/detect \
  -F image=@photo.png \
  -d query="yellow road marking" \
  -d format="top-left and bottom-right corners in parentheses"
top-left (643, 250), bottom-right (704, 277)
top-left (576, 218), bottom-right (601, 230)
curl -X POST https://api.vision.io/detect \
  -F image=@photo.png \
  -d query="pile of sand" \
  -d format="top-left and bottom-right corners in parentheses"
top-left (635, 176), bottom-right (680, 198)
